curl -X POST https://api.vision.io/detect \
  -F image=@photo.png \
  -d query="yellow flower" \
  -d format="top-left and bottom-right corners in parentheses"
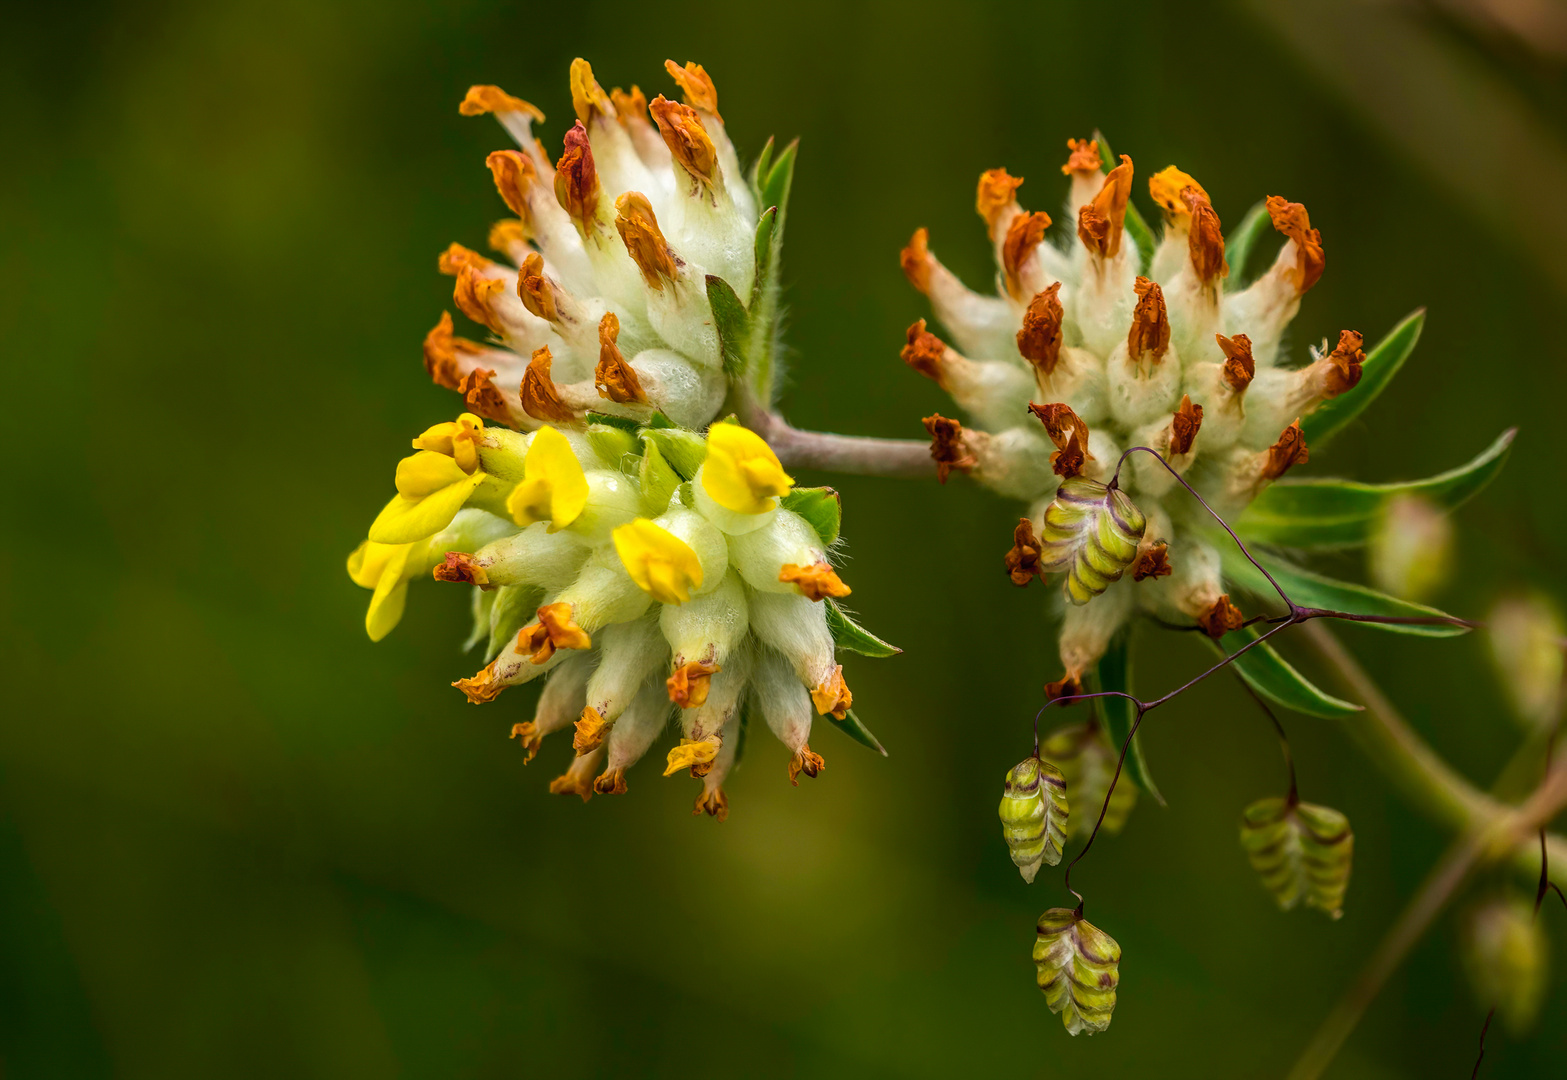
top-left (411, 412), bottom-right (485, 474)
top-left (347, 539), bottom-right (417, 642)
top-left (506, 425), bottom-right (589, 531)
top-left (701, 422), bottom-right (793, 514)
top-left (613, 518), bottom-right (703, 604)
top-left (368, 450), bottom-right (487, 545)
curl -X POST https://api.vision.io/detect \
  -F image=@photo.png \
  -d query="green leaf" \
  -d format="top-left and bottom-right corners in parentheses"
top-left (1302, 309), bottom-right (1425, 447)
top-left (1223, 200), bottom-right (1273, 291)
top-left (825, 598), bottom-right (901, 657)
top-left (758, 139), bottom-right (797, 227)
top-left (584, 411), bottom-right (642, 434)
top-left (586, 423), bottom-right (638, 468)
top-left (486, 584), bottom-right (541, 661)
top-left (638, 439), bottom-right (680, 514)
top-left (828, 707), bottom-right (888, 756)
top-left (1093, 131), bottom-right (1153, 274)
top-left (1217, 544), bottom-right (1469, 638)
top-left (749, 136), bottom-right (775, 204)
top-left (779, 485), bottom-right (841, 545)
top-left (1204, 626), bottom-right (1362, 718)
top-left (750, 207), bottom-right (778, 312)
top-left (1237, 428), bottom-right (1515, 547)
top-left (705, 273), bottom-right (750, 378)
top-left (643, 410), bottom-right (678, 429)
top-left (1089, 632), bottom-right (1164, 805)
top-left (639, 427), bottom-right (707, 480)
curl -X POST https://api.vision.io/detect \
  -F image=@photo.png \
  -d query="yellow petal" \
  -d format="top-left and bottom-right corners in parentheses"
top-left (347, 539), bottom-right (405, 589)
top-left (365, 544), bottom-right (412, 641)
top-left (412, 413), bottom-right (485, 474)
top-left (395, 450), bottom-right (470, 498)
top-left (663, 738), bottom-right (719, 777)
top-left (701, 423), bottom-right (793, 514)
top-left (613, 518), bottom-right (702, 604)
top-left (508, 426), bottom-right (588, 531)
top-left (369, 468), bottom-right (486, 545)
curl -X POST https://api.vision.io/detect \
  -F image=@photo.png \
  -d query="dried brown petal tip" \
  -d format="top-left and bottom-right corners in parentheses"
top-left (1017, 282), bottom-right (1064, 374)
top-left (1184, 188), bottom-right (1228, 285)
top-left (521, 345), bottom-right (577, 424)
top-left (569, 58), bottom-right (614, 124)
top-left (487, 219), bottom-right (528, 253)
top-left (453, 265), bottom-right (506, 334)
top-left (573, 706), bottom-right (607, 753)
top-left (609, 86), bottom-right (647, 124)
top-left (1198, 594), bottom-right (1245, 639)
top-left (1147, 166), bottom-right (1209, 219)
top-left (900, 227), bottom-right (933, 294)
top-left (438, 242), bottom-right (493, 276)
top-left (1170, 394), bottom-right (1204, 456)
top-left (922, 413), bottom-right (976, 484)
top-left (1217, 333), bottom-right (1255, 391)
top-left (1323, 330), bottom-right (1364, 396)
top-left (664, 59), bottom-right (720, 119)
top-left (423, 311), bottom-right (484, 391)
top-left (1128, 277), bottom-right (1170, 362)
top-left (1078, 154), bottom-right (1133, 257)
top-left (548, 767), bottom-right (594, 802)
top-left (1062, 138), bottom-right (1101, 176)
top-left (517, 253), bottom-right (559, 322)
top-left (1262, 419), bottom-right (1310, 481)
top-left (1265, 196), bottom-right (1325, 293)
top-left (516, 601), bottom-right (593, 664)
top-left (453, 663), bottom-right (505, 704)
top-left (459, 367), bottom-right (511, 425)
top-left (554, 122), bottom-right (601, 226)
top-left (1005, 518), bottom-right (1046, 587)
top-left (1003, 211), bottom-right (1051, 298)
top-left (976, 167), bottom-right (1025, 235)
top-left (460, 85), bottom-right (545, 122)
top-left (593, 767), bottom-right (628, 795)
top-left (510, 721), bottom-right (542, 763)
top-left (667, 660), bottom-right (721, 708)
top-left (901, 319), bottom-right (948, 384)
top-left (810, 665), bottom-right (853, 719)
top-left (615, 192), bottom-right (676, 288)
top-left (693, 787), bottom-right (729, 820)
top-left (788, 745), bottom-right (826, 785)
top-left (778, 562), bottom-right (851, 601)
top-left (1027, 401), bottom-right (1090, 478)
top-left (1044, 673), bottom-right (1084, 702)
top-left (433, 551), bottom-right (489, 586)
top-left (485, 150), bottom-right (537, 222)
top-left (1132, 541), bottom-right (1172, 581)
top-left (594, 312), bottom-right (647, 404)
top-left (648, 95), bottom-right (718, 187)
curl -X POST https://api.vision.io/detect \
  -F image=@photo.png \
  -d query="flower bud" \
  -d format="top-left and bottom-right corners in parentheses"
top-left (998, 756), bottom-right (1069, 882)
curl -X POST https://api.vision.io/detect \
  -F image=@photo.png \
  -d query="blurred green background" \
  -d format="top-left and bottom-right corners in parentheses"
top-left (4, 0), bottom-right (1566, 1075)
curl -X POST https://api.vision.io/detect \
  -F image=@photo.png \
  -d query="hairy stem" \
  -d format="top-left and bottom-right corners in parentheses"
top-left (740, 406), bottom-right (933, 478)
top-left (1287, 759), bottom-right (1567, 1080)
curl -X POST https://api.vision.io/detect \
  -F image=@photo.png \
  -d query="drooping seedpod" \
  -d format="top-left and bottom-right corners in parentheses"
top-left (1034, 907), bottom-right (1122, 1035)
top-left (1460, 895), bottom-right (1549, 1037)
top-left (998, 756), bottom-right (1069, 882)
top-left (1039, 477), bottom-right (1147, 605)
top-left (1239, 796), bottom-right (1353, 919)
top-left (1042, 722), bottom-right (1137, 840)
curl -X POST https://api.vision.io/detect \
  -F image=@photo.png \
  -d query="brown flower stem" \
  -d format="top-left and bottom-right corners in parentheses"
top-left (1286, 758), bottom-right (1567, 1080)
top-left (740, 405), bottom-right (933, 478)
top-left (1299, 622), bottom-right (1567, 885)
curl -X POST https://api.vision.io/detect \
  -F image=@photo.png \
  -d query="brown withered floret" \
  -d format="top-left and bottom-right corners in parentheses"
top-left (592, 766), bottom-right (628, 796)
top-left (548, 767), bottom-right (594, 802)
top-left (667, 660), bottom-right (721, 708)
top-left (516, 602), bottom-right (593, 665)
top-left (438, 242), bottom-right (493, 276)
top-left (453, 266), bottom-right (507, 334)
top-left (1132, 541), bottom-right (1173, 582)
top-left (453, 662), bottom-right (505, 704)
top-left (510, 721), bottom-right (542, 763)
top-left (485, 150), bottom-right (536, 223)
top-left (569, 58), bottom-right (614, 124)
top-left (1002, 211), bottom-right (1051, 299)
top-left (572, 706), bottom-right (607, 753)
top-left (901, 319), bottom-right (948, 384)
top-left (1027, 401), bottom-right (1091, 478)
top-left (900, 227), bottom-right (933, 294)
top-left (520, 346), bottom-right (577, 424)
top-left (1017, 282), bottom-right (1064, 374)
top-left (1183, 188), bottom-right (1229, 285)
top-left (1078, 155), bottom-right (1133, 257)
top-left (517, 253), bottom-right (559, 322)
top-left (1169, 394), bottom-right (1204, 456)
top-left (1004, 518), bottom-right (1046, 587)
top-left (1323, 329), bottom-right (1364, 397)
top-left (976, 167), bottom-right (1026, 235)
top-left (554, 122), bottom-right (601, 226)
top-left (594, 312), bottom-right (647, 404)
top-left (1266, 196), bottom-right (1325, 293)
top-left (487, 219), bottom-right (528, 253)
top-left (811, 666), bottom-right (853, 719)
top-left (609, 86), bottom-right (647, 123)
top-left (1076, 204), bottom-right (1110, 255)
top-left (423, 311), bottom-right (485, 391)
top-left (459, 85), bottom-right (545, 122)
top-left (1217, 333), bottom-right (1256, 391)
top-left (433, 551), bottom-right (489, 586)
top-left (693, 788), bottom-right (729, 820)
top-left (615, 192), bottom-right (677, 289)
top-left (1262, 419), bottom-right (1310, 481)
top-left (788, 746), bottom-right (826, 786)
top-left (458, 368), bottom-right (511, 426)
top-left (778, 562), bottom-right (851, 601)
top-left (1062, 138), bottom-right (1101, 176)
top-left (1044, 673), bottom-right (1084, 702)
top-left (923, 414), bottom-right (976, 484)
top-left (649, 95), bottom-right (718, 186)
top-left (664, 59), bottom-right (721, 119)
top-left (1127, 277), bottom-right (1171, 362)
top-left (1198, 595), bottom-right (1246, 639)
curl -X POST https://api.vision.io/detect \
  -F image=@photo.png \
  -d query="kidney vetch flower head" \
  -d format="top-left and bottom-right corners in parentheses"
top-left (348, 59), bottom-right (897, 818)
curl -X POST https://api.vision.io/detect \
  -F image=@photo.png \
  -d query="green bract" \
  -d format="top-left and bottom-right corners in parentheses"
top-left (1240, 796), bottom-right (1354, 919)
